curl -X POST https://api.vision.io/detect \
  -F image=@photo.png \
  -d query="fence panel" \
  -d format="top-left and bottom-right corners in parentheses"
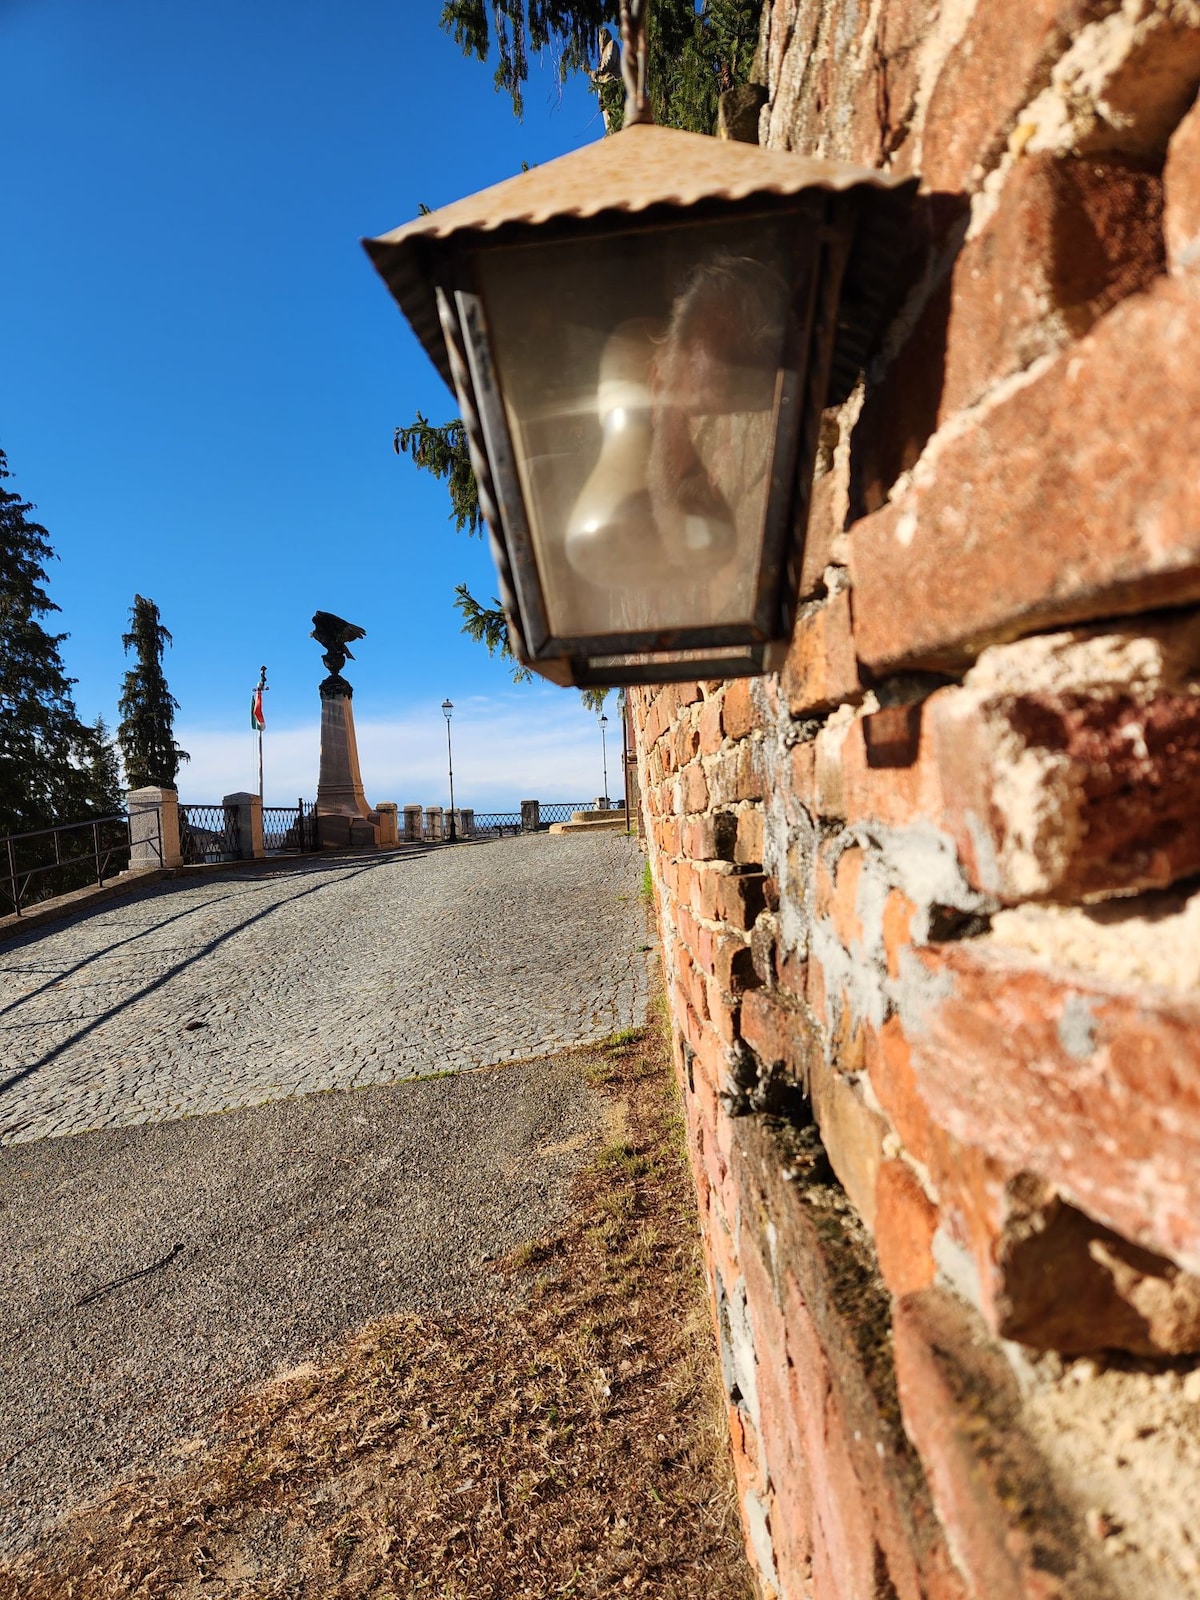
top-left (0, 815), bottom-right (137, 916)
top-left (177, 804), bottom-right (240, 864)
top-left (262, 800), bottom-right (318, 855)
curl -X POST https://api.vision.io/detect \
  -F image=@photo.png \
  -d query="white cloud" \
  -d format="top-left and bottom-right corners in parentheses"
top-left (175, 691), bottom-right (620, 813)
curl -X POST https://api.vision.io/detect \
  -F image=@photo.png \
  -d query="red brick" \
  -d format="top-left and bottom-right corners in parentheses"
top-left (815, 703), bottom-right (943, 828)
top-left (713, 871), bottom-right (768, 932)
top-left (918, 0), bottom-right (1103, 192)
top-left (675, 719), bottom-right (699, 767)
top-left (681, 811), bottom-right (737, 862)
top-left (722, 678), bottom-right (758, 741)
top-left (829, 846), bottom-right (864, 951)
top-left (1166, 94), bottom-right (1200, 272)
top-left (733, 806), bottom-right (763, 867)
top-left (942, 153), bottom-right (1164, 420)
top-left (714, 933), bottom-right (759, 996)
top-left (741, 989), bottom-right (810, 1079)
top-left (904, 941), bottom-right (1200, 1274)
top-left (929, 617), bottom-right (1200, 902)
top-left (680, 762), bottom-right (709, 815)
top-left (875, 1160), bottom-right (938, 1298)
top-left (798, 460), bottom-right (844, 597)
top-left (780, 585), bottom-right (861, 717)
top-left (698, 696), bottom-right (724, 756)
top-left (850, 272), bottom-right (1200, 672)
top-left (882, 890), bottom-right (918, 981)
top-left (894, 1288), bottom-right (1102, 1598)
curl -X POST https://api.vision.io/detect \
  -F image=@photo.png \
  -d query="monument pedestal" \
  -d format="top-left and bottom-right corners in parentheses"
top-left (317, 680), bottom-right (378, 847)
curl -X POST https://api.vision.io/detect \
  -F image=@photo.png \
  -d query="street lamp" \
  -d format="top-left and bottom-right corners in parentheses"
top-left (441, 698), bottom-right (456, 842)
top-left (363, 2), bottom-right (915, 689)
top-left (600, 712), bottom-right (610, 809)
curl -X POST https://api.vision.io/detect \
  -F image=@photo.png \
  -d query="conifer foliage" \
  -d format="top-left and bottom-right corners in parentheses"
top-left (0, 448), bottom-right (119, 834)
top-left (117, 595), bottom-right (189, 791)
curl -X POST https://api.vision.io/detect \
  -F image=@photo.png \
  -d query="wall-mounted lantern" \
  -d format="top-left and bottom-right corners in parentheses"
top-left (364, 17), bottom-right (914, 687)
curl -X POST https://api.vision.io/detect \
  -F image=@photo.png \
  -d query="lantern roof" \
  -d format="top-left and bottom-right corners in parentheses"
top-left (364, 121), bottom-right (917, 405)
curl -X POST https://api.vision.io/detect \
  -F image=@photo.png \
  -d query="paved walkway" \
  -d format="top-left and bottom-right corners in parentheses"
top-left (0, 832), bottom-right (651, 1146)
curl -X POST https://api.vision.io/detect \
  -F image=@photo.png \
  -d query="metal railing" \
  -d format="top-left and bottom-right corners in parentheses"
top-left (177, 804), bottom-right (240, 865)
top-left (471, 811), bottom-right (524, 837)
top-left (0, 814), bottom-right (145, 917)
top-left (539, 802), bottom-right (592, 825)
top-left (262, 799), bottom-right (318, 854)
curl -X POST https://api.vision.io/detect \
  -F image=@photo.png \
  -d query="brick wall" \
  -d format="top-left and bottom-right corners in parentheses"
top-left (633, 4), bottom-right (1200, 1596)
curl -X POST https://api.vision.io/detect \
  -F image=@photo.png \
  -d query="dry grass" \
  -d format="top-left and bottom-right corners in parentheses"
top-left (1, 1023), bottom-right (753, 1600)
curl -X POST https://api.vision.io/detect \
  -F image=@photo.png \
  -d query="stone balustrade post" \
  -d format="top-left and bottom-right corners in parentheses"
top-left (126, 786), bottom-right (183, 870)
top-left (459, 808), bottom-right (475, 838)
top-left (375, 802), bottom-right (399, 847)
top-left (425, 805), bottom-right (444, 841)
top-left (521, 799), bottom-right (540, 832)
top-left (224, 792), bottom-right (264, 860)
top-left (403, 804), bottom-right (424, 843)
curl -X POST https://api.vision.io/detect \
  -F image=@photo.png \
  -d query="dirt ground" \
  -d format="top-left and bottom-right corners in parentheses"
top-left (0, 1022), bottom-right (755, 1600)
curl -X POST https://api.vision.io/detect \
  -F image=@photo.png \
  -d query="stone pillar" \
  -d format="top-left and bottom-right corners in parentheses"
top-left (521, 799), bottom-right (541, 832)
top-left (126, 786), bottom-right (183, 870)
top-left (317, 686), bottom-right (372, 819)
top-left (375, 802), bottom-right (399, 847)
top-left (224, 792), bottom-right (264, 860)
top-left (403, 804), bottom-right (424, 842)
top-left (459, 808), bottom-right (475, 838)
top-left (425, 805), bottom-right (444, 841)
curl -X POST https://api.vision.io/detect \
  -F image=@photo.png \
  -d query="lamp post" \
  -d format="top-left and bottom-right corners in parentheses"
top-left (441, 698), bottom-right (456, 842)
top-left (600, 712), bottom-right (610, 809)
top-left (364, 1), bottom-right (914, 689)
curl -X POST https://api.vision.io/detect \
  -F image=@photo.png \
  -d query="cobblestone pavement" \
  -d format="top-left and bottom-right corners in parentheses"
top-left (0, 832), bottom-right (651, 1146)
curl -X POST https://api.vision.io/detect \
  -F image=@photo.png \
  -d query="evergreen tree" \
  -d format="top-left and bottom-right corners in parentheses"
top-left (117, 595), bottom-right (189, 791)
top-left (403, 4), bottom-right (760, 695)
top-left (0, 448), bottom-right (113, 834)
top-left (87, 717), bottom-right (124, 815)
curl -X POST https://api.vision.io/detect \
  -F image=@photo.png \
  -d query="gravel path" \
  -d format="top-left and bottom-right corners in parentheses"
top-left (0, 833), bottom-right (650, 1144)
top-left (0, 832), bottom-right (651, 1556)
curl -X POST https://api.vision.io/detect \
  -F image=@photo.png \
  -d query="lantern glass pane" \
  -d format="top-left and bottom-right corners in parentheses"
top-left (474, 213), bottom-right (815, 642)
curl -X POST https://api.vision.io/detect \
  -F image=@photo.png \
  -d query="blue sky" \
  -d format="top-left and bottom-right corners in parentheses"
top-left (1, 0), bottom-right (618, 809)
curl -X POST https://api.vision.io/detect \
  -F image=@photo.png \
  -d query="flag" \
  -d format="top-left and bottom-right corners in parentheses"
top-left (251, 686), bottom-right (265, 731)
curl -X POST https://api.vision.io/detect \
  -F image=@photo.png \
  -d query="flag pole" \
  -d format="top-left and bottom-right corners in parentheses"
top-left (254, 665), bottom-right (268, 808)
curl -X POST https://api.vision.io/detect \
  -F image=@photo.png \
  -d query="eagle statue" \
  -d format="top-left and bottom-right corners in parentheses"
top-left (311, 611), bottom-right (367, 680)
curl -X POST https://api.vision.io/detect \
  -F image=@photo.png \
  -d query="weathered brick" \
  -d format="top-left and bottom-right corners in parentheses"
top-left (829, 846), bottom-right (864, 952)
top-left (722, 678), bottom-right (758, 741)
top-left (1166, 92), bottom-right (1200, 272)
top-left (781, 584), bottom-right (861, 717)
top-left (698, 696), bottom-right (724, 756)
top-left (851, 272), bottom-right (1200, 673)
top-left (814, 704), bottom-right (944, 829)
top-left (680, 762), bottom-right (709, 815)
top-left (903, 940), bottom-right (1200, 1275)
top-left (713, 870), bottom-right (768, 932)
top-left (682, 811), bottom-right (737, 863)
top-left (894, 1288), bottom-right (1106, 1598)
top-left (733, 806), bottom-right (763, 868)
top-left (875, 1160), bottom-right (938, 1299)
top-left (929, 617), bottom-right (1200, 902)
top-left (918, 0), bottom-right (1103, 191)
top-left (942, 153), bottom-right (1165, 418)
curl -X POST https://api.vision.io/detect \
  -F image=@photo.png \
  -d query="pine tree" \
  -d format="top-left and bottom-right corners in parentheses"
top-left (117, 595), bottom-right (189, 791)
top-left (439, 0), bottom-right (760, 131)
top-left (0, 448), bottom-right (113, 834)
top-left (87, 717), bottom-right (124, 815)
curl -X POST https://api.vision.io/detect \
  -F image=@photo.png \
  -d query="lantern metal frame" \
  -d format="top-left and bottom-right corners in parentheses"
top-left (365, 124), bottom-right (916, 688)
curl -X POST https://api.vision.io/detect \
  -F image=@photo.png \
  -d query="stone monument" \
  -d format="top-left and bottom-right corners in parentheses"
top-left (311, 611), bottom-right (377, 847)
